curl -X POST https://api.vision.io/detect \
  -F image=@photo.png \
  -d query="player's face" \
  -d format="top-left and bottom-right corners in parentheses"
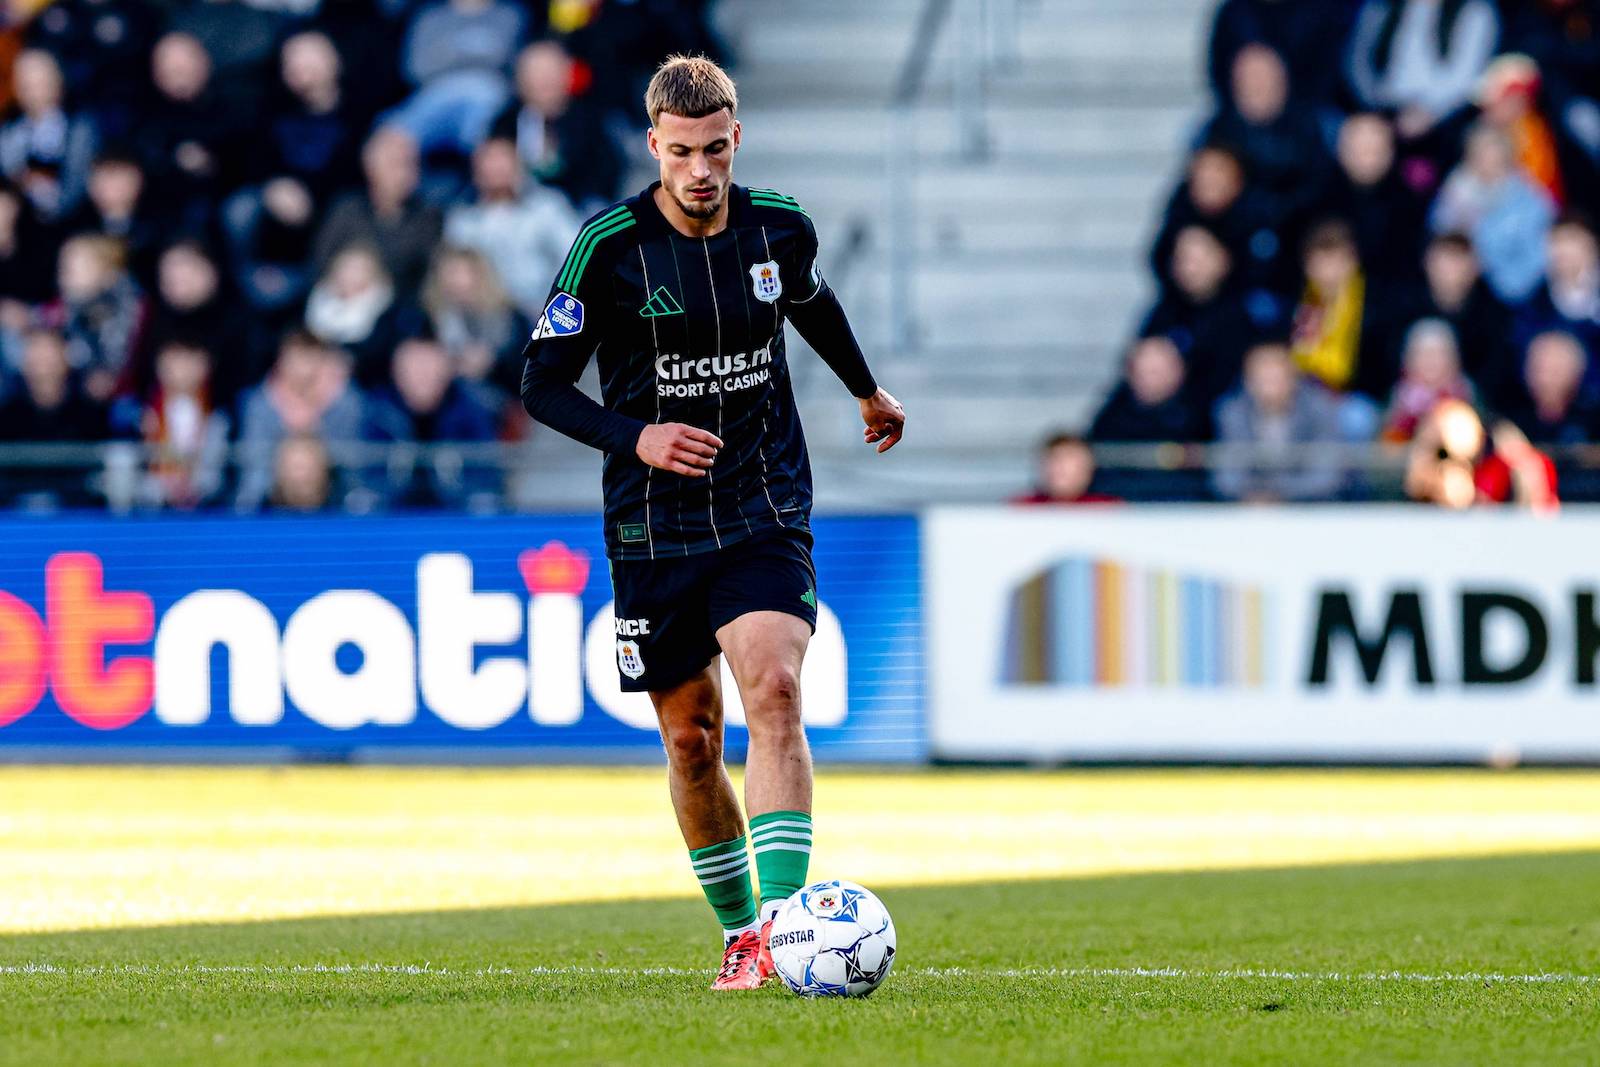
top-left (649, 110), bottom-right (740, 221)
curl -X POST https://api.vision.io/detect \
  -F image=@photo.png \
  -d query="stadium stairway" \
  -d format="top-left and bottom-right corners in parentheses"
top-left (511, 0), bottom-right (1214, 509)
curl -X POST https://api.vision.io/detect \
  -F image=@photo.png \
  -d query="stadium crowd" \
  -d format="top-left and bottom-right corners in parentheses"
top-left (1042, 0), bottom-right (1600, 508)
top-left (0, 0), bottom-right (720, 511)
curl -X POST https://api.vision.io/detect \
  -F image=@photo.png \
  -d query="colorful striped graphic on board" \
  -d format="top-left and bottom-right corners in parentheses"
top-left (1000, 558), bottom-right (1267, 687)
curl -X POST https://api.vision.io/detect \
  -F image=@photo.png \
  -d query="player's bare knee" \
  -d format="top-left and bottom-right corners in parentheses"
top-left (745, 668), bottom-right (800, 716)
top-left (663, 715), bottom-right (722, 774)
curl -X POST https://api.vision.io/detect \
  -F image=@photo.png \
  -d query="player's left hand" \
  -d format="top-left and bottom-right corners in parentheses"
top-left (859, 389), bottom-right (905, 454)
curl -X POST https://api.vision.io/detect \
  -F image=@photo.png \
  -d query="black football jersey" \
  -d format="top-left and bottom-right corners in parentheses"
top-left (521, 183), bottom-right (828, 560)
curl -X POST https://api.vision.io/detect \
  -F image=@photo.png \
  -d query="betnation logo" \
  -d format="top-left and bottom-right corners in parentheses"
top-left (1000, 556), bottom-right (1268, 688)
top-left (0, 543), bottom-right (848, 733)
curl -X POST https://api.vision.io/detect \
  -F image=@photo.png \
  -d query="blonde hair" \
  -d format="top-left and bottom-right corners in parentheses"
top-left (62, 233), bottom-right (127, 274)
top-left (422, 244), bottom-right (511, 316)
top-left (644, 55), bottom-right (737, 125)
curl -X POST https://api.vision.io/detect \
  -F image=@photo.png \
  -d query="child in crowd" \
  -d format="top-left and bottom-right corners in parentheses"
top-left (137, 337), bottom-right (229, 509)
top-left (43, 233), bottom-right (147, 402)
top-left (1382, 319), bottom-right (1477, 442)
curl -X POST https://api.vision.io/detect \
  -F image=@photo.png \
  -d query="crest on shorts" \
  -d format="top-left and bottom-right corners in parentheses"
top-left (749, 260), bottom-right (782, 303)
top-left (617, 639), bottom-right (645, 680)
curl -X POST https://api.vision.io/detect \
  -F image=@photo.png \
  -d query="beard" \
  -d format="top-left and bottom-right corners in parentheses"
top-left (675, 186), bottom-right (724, 219)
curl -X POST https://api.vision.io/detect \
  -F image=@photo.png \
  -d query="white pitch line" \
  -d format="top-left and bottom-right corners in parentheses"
top-left (2, 963), bottom-right (1597, 986)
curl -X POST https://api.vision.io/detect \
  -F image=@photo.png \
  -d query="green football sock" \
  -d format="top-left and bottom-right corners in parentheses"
top-left (688, 835), bottom-right (758, 939)
top-left (750, 810), bottom-right (813, 922)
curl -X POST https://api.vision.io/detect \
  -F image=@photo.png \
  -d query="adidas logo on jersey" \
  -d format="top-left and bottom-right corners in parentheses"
top-left (639, 286), bottom-right (684, 318)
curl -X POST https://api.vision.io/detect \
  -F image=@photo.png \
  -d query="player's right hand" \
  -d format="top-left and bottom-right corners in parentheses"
top-left (636, 423), bottom-right (723, 477)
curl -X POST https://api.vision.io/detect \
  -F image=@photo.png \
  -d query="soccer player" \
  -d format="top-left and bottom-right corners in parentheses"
top-left (520, 55), bottom-right (905, 989)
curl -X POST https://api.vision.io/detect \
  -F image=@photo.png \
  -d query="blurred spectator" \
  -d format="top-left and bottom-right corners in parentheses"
top-left (443, 136), bottom-right (578, 316)
top-left (1505, 330), bottom-right (1600, 445)
top-left (1289, 220), bottom-right (1391, 402)
top-left (312, 126), bottom-right (442, 298)
top-left (42, 233), bottom-right (146, 403)
top-left (1149, 143), bottom-right (1278, 292)
top-left (1381, 318), bottom-right (1476, 441)
top-left (140, 33), bottom-right (237, 230)
top-left (135, 337), bottom-right (230, 509)
top-left (303, 0), bottom-right (410, 128)
top-left (1502, 0), bottom-right (1600, 215)
top-left (0, 176), bottom-right (55, 317)
top-left (304, 243), bottom-right (422, 387)
top-left (363, 336), bottom-right (498, 443)
top-left (1516, 212), bottom-right (1600, 388)
top-left (144, 240), bottom-right (254, 407)
top-left (235, 329), bottom-right (364, 511)
top-left (362, 336), bottom-right (499, 507)
top-left (222, 176), bottom-right (319, 328)
top-left (222, 31), bottom-right (352, 319)
top-left (422, 244), bottom-right (533, 398)
top-left (1391, 230), bottom-right (1516, 406)
top-left (388, 0), bottom-right (527, 157)
top-left (1214, 340), bottom-right (1347, 502)
top-left (492, 39), bottom-right (624, 211)
top-left (1477, 53), bottom-right (1565, 205)
top-left (1198, 43), bottom-right (1330, 235)
top-left (1430, 122), bottom-right (1554, 302)
top-left (1089, 335), bottom-right (1210, 442)
top-left (1347, 0), bottom-right (1499, 145)
top-left (1321, 112), bottom-right (1427, 283)
top-left (1140, 224), bottom-right (1260, 406)
top-left (246, 32), bottom-right (363, 211)
top-left (166, 0), bottom-right (289, 122)
top-left (1012, 432), bottom-right (1117, 505)
top-left (0, 327), bottom-right (106, 442)
top-left (1207, 0), bottom-right (1356, 111)
top-left (1406, 397), bottom-right (1558, 509)
top-left (24, 0), bottom-right (157, 144)
top-left (0, 48), bottom-right (96, 223)
top-left (68, 152), bottom-right (162, 283)
top-left (266, 432), bottom-right (336, 512)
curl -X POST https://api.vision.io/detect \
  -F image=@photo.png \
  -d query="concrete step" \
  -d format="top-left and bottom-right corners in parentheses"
top-left (729, 161), bottom-right (1169, 217)
top-left (737, 103), bottom-right (1195, 161)
top-left (739, 19), bottom-right (1198, 68)
top-left (735, 58), bottom-right (1200, 106)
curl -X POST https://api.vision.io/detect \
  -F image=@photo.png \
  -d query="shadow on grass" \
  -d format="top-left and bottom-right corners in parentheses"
top-left (5, 849), bottom-right (1600, 976)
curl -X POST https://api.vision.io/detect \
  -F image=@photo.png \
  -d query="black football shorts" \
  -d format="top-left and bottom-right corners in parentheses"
top-left (608, 528), bottom-right (818, 693)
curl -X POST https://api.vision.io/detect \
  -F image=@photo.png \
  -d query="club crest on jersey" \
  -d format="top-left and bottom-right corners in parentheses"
top-left (533, 292), bottom-right (585, 340)
top-left (749, 260), bottom-right (782, 303)
top-left (617, 639), bottom-right (645, 680)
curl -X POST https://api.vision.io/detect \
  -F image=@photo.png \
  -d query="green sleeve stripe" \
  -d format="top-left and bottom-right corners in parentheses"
top-left (748, 187), bottom-right (799, 204)
top-left (584, 204), bottom-right (632, 231)
top-left (557, 215), bottom-right (636, 291)
top-left (750, 197), bottom-right (809, 217)
top-left (553, 205), bottom-right (633, 290)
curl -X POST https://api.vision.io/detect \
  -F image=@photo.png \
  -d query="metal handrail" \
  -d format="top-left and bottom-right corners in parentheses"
top-left (7, 440), bottom-right (1600, 469)
top-left (885, 0), bottom-right (1019, 355)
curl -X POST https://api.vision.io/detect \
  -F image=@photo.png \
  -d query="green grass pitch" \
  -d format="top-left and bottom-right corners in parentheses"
top-left (3, 767), bottom-right (1600, 1065)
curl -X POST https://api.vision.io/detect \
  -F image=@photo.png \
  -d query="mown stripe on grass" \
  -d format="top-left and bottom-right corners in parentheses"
top-left (5, 963), bottom-right (1598, 985)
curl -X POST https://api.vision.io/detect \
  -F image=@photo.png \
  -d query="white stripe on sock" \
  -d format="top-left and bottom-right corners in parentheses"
top-left (749, 819), bottom-right (813, 834)
top-left (697, 866), bottom-right (754, 886)
top-left (691, 855), bottom-right (749, 877)
top-left (690, 849), bottom-right (747, 870)
top-left (752, 844), bottom-right (811, 855)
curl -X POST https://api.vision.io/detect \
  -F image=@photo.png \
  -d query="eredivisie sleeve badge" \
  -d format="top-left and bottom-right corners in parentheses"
top-left (532, 292), bottom-right (586, 340)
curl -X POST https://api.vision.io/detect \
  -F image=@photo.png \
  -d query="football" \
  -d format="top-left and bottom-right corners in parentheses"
top-left (768, 879), bottom-right (897, 997)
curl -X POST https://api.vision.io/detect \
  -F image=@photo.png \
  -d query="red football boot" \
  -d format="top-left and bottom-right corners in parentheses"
top-left (755, 918), bottom-right (778, 985)
top-left (710, 929), bottom-right (764, 990)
